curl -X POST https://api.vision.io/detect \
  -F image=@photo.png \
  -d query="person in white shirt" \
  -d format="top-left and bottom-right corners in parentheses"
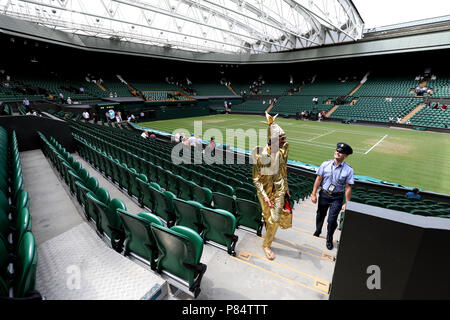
top-left (82, 110), bottom-right (90, 121)
top-left (188, 134), bottom-right (196, 146)
top-left (141, 131), bottom-right (149, 139)
top-left (115, 111), bottom-right (122, 123)
top-left (67, 97), bottom-right (72, 104)
top-left (174, 132), bottom-right (181, 143)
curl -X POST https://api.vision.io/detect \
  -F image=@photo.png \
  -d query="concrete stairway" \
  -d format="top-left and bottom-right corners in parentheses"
top-left (326, 105), bottom-right (339, 117)
top-left (401, 103), bottom-right (426, 123)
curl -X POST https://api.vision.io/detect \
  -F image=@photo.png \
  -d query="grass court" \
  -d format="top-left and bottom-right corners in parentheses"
top-left (140, 114), bottom-right (450, 195)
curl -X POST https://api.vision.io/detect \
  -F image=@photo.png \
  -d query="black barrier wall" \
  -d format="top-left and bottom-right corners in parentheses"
top-left (330, 202), bottom-right (450, 299)
top-left (0, 115), bottom-right (74, 152)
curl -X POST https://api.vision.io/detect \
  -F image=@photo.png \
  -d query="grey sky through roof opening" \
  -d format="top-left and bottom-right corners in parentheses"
top-left (352, 0), bottom-right (450, 30)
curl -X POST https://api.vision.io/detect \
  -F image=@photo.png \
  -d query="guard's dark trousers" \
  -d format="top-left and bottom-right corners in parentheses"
top-left (315, 190), bottom-right (344, 241)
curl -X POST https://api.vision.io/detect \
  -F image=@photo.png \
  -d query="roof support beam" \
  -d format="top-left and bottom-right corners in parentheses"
top-left (14, 0), bottom-right (267, 53)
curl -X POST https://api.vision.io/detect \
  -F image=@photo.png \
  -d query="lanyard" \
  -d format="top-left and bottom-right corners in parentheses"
top-left (330, 161), bottom-right (344, 185)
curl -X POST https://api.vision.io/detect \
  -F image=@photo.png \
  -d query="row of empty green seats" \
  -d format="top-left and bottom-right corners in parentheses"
top-left (272, 95), bottom-right (333, 115)
top-left (231, 100), bottom-right (270, 113)
top-left (131, 80), bottom-right (179, 92)
top-left (331, 97), bottom-right (422, 122)
top-left (14, 76), bottom-right (93, 100)
top-left (355, 76), bottom-right (418, 96)
top-left (426, 75), bottom-right (450, 97)
top-left (39, 131), bottom-right (207, 297)
top-left (296, 80), bottom-right (359, 96)
top-left (70, 119), bottom-right (312, 203)
top-left (189, 82), bottom-right (232, 96)
top-left (1, 104), bottom-right (13, 116)
top-left (71, 123), bottom-right (264, 239)
top-left (1, 127), bottom-right (40, 299)
top-left (409, 107), bottom-right (450, 128)
top-left (351, 186), bottom-right (450, 217)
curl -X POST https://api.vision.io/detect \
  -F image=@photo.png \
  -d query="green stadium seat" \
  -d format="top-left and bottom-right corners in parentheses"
top-left (13, 232), bottom-right (38, 298)
top-left (173, 198), bottom-right (204, 234)
top-left (150, 223), bottom-right (206, 298)
top-left (117, 209), bottom-right (164, 269)
top-left (86, 187), bottom-right (110, 229)
top-left (235, 188), bottom-right (256, 202)
top-left (93, 198), bottom-right (127, 252)
top-left (200, 207), bottom-right (238, 255)
top-left (75, 176), bottom-right (99, 210)
top-left (68, 168), bottom-right (89, 195)
top-left (190, 183), bottom-right (212, 207)
top-left (235, 198), bottom-right (263, 236)
top-left (212, 192), bottom-right (236, 216)
top-left (150, 188), bottom-right (176, 227)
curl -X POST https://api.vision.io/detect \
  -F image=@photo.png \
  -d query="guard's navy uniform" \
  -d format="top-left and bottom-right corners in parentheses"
top-left (314, 143), bottom-right (354, 246)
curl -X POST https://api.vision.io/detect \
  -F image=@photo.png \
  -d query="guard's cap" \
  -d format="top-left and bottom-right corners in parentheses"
top-left (336, 142), bottom-right (353, 155)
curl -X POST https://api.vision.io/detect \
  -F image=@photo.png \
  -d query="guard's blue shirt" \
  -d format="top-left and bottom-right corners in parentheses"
top-left (317, 160), bottom-right (354, 193)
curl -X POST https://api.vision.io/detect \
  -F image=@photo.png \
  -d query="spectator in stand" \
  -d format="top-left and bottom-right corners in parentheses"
top-left (209, 137), bottom-right (216, 156)
top-left (115, 111), bottom-right (122, 123)
top-left (67, 97), bottom-right (72, 104)
top-left (174, 131), bottom-right (181, 143)
top-left (405, 188), bottom-right (421, 199)
top-left (79, 87), bottom-right (85, 94)
top-left (406, 119), bottom-right (411, 125)
top-left (141, 131), bottom-right (149, 139)
top-left (127, 114), bottom-right (136, 123)
top-left (415, 86), bottom-right (422, 96)
top-left (150, 133), bottom-right (156, 139)
top-left (22, 97), bottom-right (31, 113)
top-left (442, 104), bottom-right (447, 110)
top-left (396, 117), bottom-right (402, 124)
top-left (59, 92), bottom-right (65, 104)
top-left (114, 92), bottom-right (118, 98)
top-left (188, 133), bottom-right (196, 147)
top-left (92, 111), bottom-right (98, 123)
top-left (312, 97), bottom-right (318, 104)
top-left (82, 110), bottom-right (90, 122)
top-left (389, 116), bottom-right (394, 123)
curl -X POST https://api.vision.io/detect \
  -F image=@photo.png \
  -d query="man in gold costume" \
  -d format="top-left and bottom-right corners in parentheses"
top-left (252, 113), bottom-right (289, 260)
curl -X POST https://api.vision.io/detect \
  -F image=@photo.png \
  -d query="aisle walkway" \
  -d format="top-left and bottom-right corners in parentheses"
top-left (21, 148), bottom-right (340, 300)
top-left (75, 149), bottom-right (340, 299)
top-left (21, 149), bottom-right (165, 300)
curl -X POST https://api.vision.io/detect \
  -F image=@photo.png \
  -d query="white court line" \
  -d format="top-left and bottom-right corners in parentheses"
top-left (308, 130), bottom-right (336, 142)
top-left (364, 135), bottom-right (388, 154)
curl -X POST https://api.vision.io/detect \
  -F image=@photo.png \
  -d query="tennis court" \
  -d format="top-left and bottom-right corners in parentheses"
top-left (140, 114), bottom-right (450, 195)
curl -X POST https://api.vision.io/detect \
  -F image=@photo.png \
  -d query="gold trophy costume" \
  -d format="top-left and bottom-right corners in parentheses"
top-left (252, 113), bottom-right (290, 252)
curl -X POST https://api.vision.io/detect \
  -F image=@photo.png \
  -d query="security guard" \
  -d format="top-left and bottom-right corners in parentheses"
top-left (311, 142), bottom-right (354, 250)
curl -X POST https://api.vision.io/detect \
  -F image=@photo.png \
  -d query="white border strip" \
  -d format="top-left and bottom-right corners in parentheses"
top-left (364, 134), bottom-right (388, 154)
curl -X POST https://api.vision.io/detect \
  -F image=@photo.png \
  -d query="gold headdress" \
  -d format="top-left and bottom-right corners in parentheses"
top-left (265, 112), bottom-right (285, 141)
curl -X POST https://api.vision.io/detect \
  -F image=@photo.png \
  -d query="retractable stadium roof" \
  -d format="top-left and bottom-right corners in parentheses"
top-left (0, 0), bottom-right (364, 54)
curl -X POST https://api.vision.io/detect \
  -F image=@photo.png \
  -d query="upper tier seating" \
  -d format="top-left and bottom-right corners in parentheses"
top-left (331, 97), bottom-right (423, 122)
